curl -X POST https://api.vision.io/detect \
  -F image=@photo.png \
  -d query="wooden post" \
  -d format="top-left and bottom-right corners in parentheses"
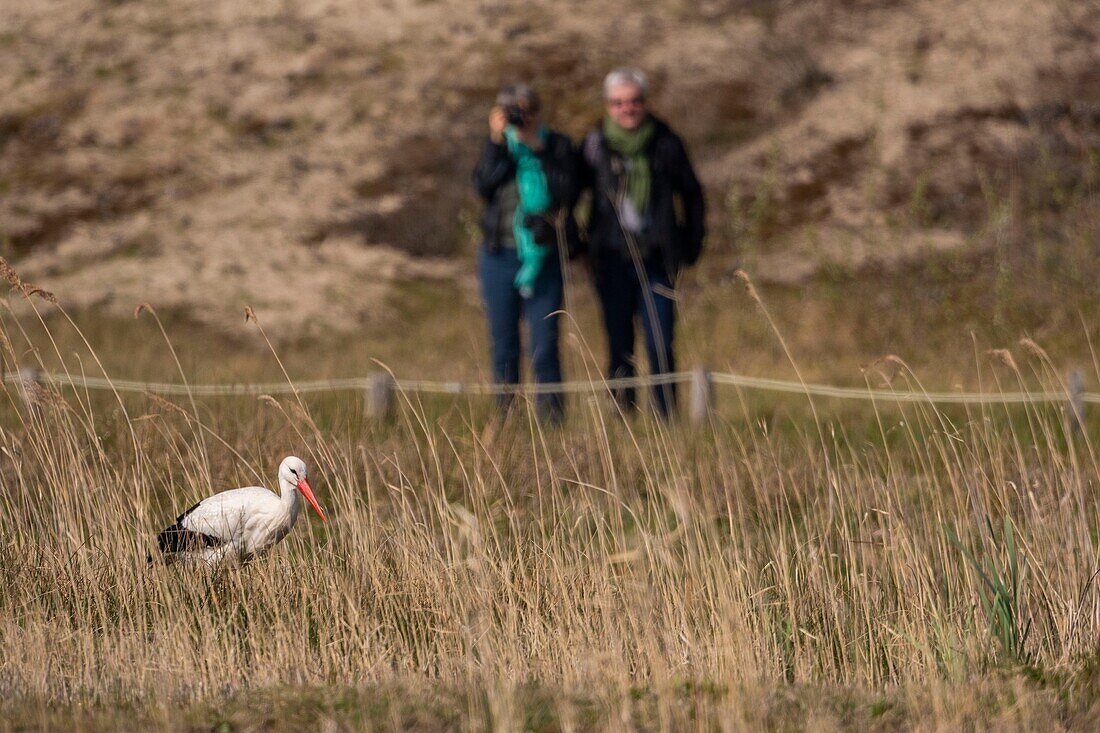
top-left (364, 373), bottom-right (395, 421)
top-left (16, 367), bottom-right (39, 416)
top-left (1067, 368), bottom-right (1086, 435)
top-left (689, 366), bottom-right (712, 425)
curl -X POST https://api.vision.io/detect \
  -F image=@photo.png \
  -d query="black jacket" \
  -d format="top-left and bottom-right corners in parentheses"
top-left (580, 116), bottom-right (706, 276)
top-left (472, 130), bottom-right (582, 256)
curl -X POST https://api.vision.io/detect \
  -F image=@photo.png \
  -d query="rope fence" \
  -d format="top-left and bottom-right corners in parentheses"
top-left (4, 367), bottom-right (1096, 425)
top-left (1, 370), bottom-right (686, 397)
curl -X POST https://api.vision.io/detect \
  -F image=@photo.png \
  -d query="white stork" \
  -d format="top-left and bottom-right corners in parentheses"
top-left (151, 456), bottom-right (327, 567)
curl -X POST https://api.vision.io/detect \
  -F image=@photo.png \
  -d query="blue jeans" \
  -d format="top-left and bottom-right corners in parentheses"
top-left (594, 256), bottom-right (677, 417)
top-left (478, 246), bottom-right (564, 420)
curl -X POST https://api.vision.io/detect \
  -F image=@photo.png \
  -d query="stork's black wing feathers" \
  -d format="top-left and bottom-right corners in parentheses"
top-left (156, 524), bottom-right (224, 554)
top-left (151, 501), bottom-right (225, 558)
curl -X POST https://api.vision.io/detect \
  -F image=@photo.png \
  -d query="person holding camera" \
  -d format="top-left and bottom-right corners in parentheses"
top-left (472, 82), bottom-right (580, 422)
top-left (580, 68), bottom-right (706, 418)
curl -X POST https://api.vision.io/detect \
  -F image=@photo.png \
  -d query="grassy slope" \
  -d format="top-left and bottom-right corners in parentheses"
top-left (8, 227), bottom-right (1098, 393)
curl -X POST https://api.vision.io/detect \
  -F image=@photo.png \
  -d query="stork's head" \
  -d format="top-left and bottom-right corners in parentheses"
top-left (280, 456), bottom-right (327, 523)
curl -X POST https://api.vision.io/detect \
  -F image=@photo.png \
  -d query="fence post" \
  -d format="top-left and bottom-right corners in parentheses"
top-left (689, 366), bottom-right (712, 425)
top-left (16, 367), bottom-right (40, 414)
top-left (364, 373), bottom-right (395, 421)
top-left (1067, 368), bottom-right (1086, 435)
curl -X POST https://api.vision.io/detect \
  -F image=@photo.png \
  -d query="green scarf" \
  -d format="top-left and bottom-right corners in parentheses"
top-left (603, 116), bottom-right (656, 213)
top-left (505, 125), bottom-right (552, 298)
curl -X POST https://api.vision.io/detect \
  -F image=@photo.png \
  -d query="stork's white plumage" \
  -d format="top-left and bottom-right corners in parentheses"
top-left (152, 456), bottom-right (326, 567)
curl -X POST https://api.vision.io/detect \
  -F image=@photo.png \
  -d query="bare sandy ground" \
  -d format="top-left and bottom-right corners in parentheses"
top-left (1, 0), bottom-right (1096, 333)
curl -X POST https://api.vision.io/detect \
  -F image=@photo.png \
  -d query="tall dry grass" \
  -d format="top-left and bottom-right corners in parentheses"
top-left (0, 286), bottom-right (1098, 730)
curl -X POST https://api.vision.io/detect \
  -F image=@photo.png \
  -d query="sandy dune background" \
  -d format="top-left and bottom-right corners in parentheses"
top-left (1, 0), bottom-right (1097, 335)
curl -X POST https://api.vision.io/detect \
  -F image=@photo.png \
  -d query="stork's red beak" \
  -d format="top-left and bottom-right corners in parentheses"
top-left (297, 478), bottom-right (327, 523)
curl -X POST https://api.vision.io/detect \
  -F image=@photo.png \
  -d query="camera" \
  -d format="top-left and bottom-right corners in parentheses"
top-left (504, 104), bottom-right (527, 127)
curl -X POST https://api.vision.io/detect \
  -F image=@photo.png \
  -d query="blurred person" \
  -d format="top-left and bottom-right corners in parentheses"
top-left (472, 82), bottom-right (581, 422)
top-left (580, 68), bottom-right (706, 418)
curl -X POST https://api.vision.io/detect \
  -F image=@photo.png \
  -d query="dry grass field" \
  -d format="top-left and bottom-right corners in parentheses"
top-left (1, 250), bottom-right (1099, 731)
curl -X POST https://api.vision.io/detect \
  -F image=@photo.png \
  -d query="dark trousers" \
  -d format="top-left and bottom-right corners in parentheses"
top-left (594, 256), bottom-right (677, 417)
top-left (478, 246), bottom-right (564, 420)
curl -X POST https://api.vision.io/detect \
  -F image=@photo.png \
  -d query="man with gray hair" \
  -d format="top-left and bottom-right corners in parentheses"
top-left (580, 67), bottom-right (706, 418)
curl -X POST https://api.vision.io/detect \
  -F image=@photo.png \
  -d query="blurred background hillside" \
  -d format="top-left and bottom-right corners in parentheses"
top-left (1, 0), bottom-right (1097, 382)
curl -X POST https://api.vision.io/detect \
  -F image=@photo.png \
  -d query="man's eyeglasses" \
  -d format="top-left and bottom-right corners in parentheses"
top-left (608, 96), bottom-right (644, 108)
